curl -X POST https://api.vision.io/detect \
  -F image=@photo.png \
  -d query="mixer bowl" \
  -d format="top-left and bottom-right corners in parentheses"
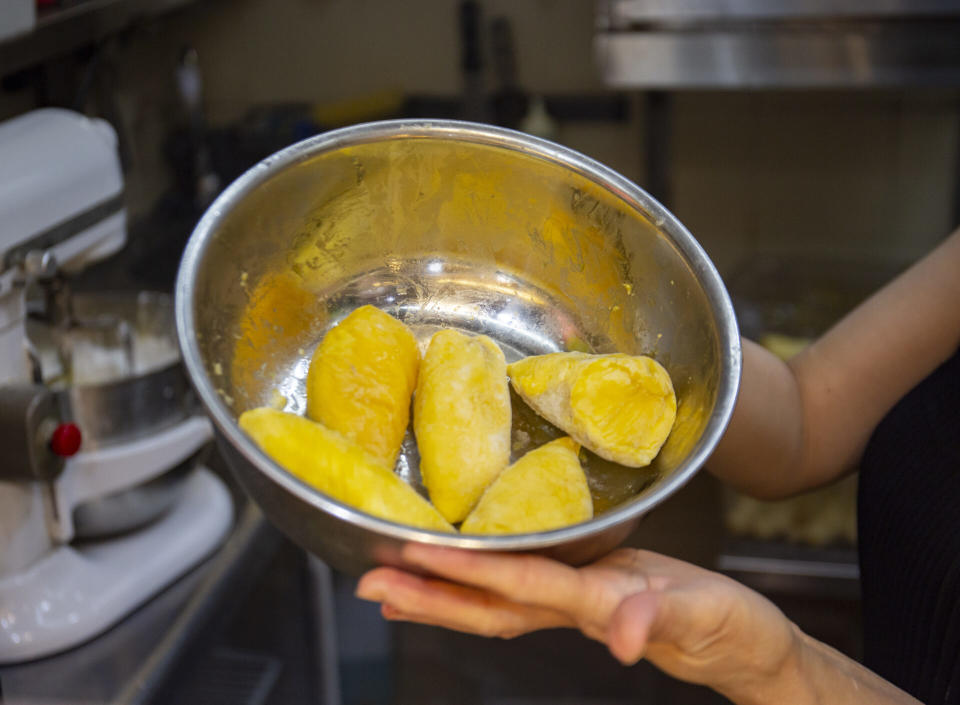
top-left (49, 292), bottom-right (192, 448)
top-left (175, 120), bottom-right (741, 575)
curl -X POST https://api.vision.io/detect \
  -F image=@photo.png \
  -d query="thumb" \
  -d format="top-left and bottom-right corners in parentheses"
top-left (606, 591), bottom-right (661, 665)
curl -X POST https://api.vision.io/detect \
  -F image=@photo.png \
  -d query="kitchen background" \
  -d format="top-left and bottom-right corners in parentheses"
top-left (1, 1), bottom-right (958, 704)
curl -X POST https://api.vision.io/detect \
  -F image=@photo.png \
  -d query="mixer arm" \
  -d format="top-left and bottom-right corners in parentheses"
top-left (16, 249), bottom-right (135, 384)
top-left (0, 384), bottom-right (67, 482)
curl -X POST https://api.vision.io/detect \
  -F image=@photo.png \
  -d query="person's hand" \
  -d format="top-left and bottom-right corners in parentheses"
top-left (356, 545), bottom-right (803, 703)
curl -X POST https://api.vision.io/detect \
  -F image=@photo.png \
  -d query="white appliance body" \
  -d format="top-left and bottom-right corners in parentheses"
top-left (0, 109), bottom-right (231, 664)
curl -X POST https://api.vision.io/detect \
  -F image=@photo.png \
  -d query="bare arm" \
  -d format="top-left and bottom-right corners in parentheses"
top-left (709, 227), bottom-right (960, 499)
top-left (764, 633), bottom-right (922, 705)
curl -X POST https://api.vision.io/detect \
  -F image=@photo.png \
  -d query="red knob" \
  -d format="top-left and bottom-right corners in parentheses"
top-left (50, 423), bottom-right (82, 457)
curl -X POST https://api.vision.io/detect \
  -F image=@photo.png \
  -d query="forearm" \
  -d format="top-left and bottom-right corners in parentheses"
top-left (707, 228), bottom-right (960, 500)
top-left (799, 633), bottom-right (922, 705)
top-left (725, 627), bottom-right (921, 705)
top-left (705, 339), bottom-right (807, 499)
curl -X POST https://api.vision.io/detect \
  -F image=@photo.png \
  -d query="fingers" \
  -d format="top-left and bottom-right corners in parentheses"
top-left (396, 543), bottom-right (589, 617)
top-left (357, 566), bottom-right (573, 638)
top-left (606, 591), bottom-right (661, 665)
top-left (356, 545), bottom-right (723, 658)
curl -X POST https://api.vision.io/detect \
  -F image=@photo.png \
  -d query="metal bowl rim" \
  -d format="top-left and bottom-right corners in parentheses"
top-left (175, 119), bottom-right (741, 550)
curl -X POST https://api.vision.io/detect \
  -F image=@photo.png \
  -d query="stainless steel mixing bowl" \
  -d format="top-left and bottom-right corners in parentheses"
top-left (175, 120), bottom-right (741, 575)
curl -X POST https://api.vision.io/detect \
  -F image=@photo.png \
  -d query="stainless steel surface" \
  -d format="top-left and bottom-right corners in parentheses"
top-left (602, 0), bottom-right (960, 25)
top-left (307, 557), bottom-right (342, 705)
top-left (0, 502), bottom-right (274, 705)
top-left (58, 360), bottom-right (193, 448)
top-left (23, 252), bottom-right (137, 381)
top-left (0, 384), bottom-right (65, 481)
top-left (176, 119), bottom-right (741, 575)
top-left (597, 0), bottom-right (960, 88)
top-left (29, 291), bottom-right (195, 448)
top-left (71, 451), bottom-right (198, 539)
top-left (718, 539), bottom-right (861, 600)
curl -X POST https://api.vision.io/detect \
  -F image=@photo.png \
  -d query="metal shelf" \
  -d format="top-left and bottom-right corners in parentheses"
top-left (597, 0), bottom-right (960, 89)
top-left (718, 538), bottom-right (861, 600)
top-left (0, 0), bottom-right (200, 78)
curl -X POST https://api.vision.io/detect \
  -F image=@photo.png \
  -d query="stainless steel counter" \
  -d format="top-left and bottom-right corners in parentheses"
top-left (0, 502), bottom-right (281, 705)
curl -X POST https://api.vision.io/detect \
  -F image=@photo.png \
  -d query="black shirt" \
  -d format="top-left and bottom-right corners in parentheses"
top-left (859, 347), bottom-right (960, 705)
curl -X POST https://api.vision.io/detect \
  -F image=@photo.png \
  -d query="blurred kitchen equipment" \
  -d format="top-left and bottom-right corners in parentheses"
top-left (520, 96), bottom-right (559, 142)
top-left (488, 16), bottom-right (559, 145)
top-left (490, 16), bottom-right (527, 129)
top-left (459, 0), bottom-right (489, 123)
top-left (176, 119), bottom-right (741, 575)
top-left (0, 109), bottom-right (232, 663)
top-left (175, 45), bottom-right (221, 209)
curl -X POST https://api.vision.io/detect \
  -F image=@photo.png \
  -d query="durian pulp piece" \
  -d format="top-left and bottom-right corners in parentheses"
top-left (508, 352), bottom-right (676, 467)
top-left (413, 329), bottom-right (511, 523)
top-left (306, 305), bottom-right (420, 468)
top-left (461, 437), bottom-right (592, 535)
top-left (239, 407), bottom-right (454, 532)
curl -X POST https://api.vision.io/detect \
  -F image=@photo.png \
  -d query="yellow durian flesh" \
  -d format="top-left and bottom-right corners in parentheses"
top-left (508, 352), bottom-right (676, 468)
top-left (461, 437), bottom-right (592, 535)
top-left (413, 329), bottom-right (511, 524)
top-left (239, 407), bottom-right (453, 533)
top-left (306, 305), bottom-right (419, 468)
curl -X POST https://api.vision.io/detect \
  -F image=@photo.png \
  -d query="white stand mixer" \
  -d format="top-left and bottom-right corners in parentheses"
top-left (0, 109), bottom-right (233, 663)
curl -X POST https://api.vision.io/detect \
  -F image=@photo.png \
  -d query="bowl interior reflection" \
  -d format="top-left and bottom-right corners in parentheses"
top-left (178, 122), bottom-right (738, 569)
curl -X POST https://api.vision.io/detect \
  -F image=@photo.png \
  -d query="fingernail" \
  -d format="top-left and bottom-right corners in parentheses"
top-left (354, 577), bottom-right (383, 602)
top-left (381, 603), bottom-right (403, 620)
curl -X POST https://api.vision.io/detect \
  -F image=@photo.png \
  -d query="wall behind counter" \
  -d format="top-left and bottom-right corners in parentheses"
top-left (1, 0), bottom-right (955, 275)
